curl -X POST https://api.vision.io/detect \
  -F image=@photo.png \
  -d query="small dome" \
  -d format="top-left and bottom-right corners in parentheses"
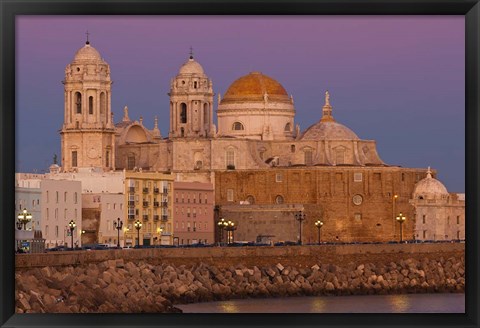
top-left (222, 72), bottom-right (289, 103)
top-left (301, 121), bottom-right (359, 140)
top-left (73, 43), bottom-right (103, 62)
top-left (414, 168), bottom-right (448, 196)
top-left (179, 58), bottom-right (205, 75)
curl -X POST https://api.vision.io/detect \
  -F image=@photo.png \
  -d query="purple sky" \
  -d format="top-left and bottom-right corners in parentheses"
top-left (16, 16), bottom-right (465, 192)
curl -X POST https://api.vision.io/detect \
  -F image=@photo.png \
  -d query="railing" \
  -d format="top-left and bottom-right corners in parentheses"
top-left (161, 215), bottom-right (168, 222)
top-left (143, 215), bottom-right (149, 221)
top-left (153, 215), bottom-right (159, 221)
top-left (129, 187), bottom-right (135, 193)
top-left (143, 188), bottom-right (149, 193)
top-left (128, 201), bottom-right (135, 206)
top-left (142, 202), bottom-right (149, 207)
top-left (128, 214), bottom-right (135, 220)
top-left (153, 188), bottom-right (159, 194)
top-left (163, 188), bottom-right (168, 194)
top-left (153, 201), bottom-right (160, 207)
top-left (162, 201), bottom-right (168, 207)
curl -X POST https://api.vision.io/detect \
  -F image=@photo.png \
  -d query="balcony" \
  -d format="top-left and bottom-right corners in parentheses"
top-left (153, 201), bottom-right (160, 207)
top-left (129, 187), bottom-right (135, 193)
top-left (153, 215), bottom-right (159, 221)
top-left (142, 201), bottom-right (149, 207)
top-left (162, 201), bottom-right (168, 207)
top-left (128, 201), bottom-right (135, 206)
top-left (143, 215), bottom-right (149, 221)
top-left (153, 188), bottom-right (159, 194)
top-left (128, 214), bottom-right (135, 220)
top-left (161, 215), bottom-right (168, 222)
top-left (163, 188), bottom-right (168, 195)
top-left (143, 188), bottom-right (149, 194)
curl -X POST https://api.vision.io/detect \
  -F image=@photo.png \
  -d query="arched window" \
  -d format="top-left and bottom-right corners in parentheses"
top-left (226, 149), bottom-right (235, 168)
top-left (203, 103), bottom-right (209, 125)
top-left (275, 195), bottom-right (284, 204)
top-left (284, 123), bottom-right (291, 132)
top-left (75, 92), bottom-right (82, 114)
top-left (335, 148), bottom-right (345, 164)
top-left (246, 195), bottom-right (255, 204)
top-left (100, 92), bottom-right (106, 122)
top-left (88, 96), bottom-right (93, 114)
top-left (304, 149), bottom-right (313, 166)
top-left (232, 122), bottom-right (244, 131)
top-left (180, 103), bottom-right (187, 123)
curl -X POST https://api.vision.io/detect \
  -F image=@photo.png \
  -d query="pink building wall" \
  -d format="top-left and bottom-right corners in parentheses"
top-left (173, 181), bottom-right (214, 245)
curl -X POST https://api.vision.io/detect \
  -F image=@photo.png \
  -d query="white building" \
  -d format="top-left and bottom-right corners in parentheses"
top-left (410, 168), bottom-right (465, 241)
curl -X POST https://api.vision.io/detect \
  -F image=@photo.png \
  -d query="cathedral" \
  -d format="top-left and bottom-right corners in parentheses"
top-left (58, 40), bottom-right (464, 244)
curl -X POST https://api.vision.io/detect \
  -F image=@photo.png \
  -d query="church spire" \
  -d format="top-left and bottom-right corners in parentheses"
top-left (320, 90), bottom-right (335, 122)
top-left (189, 46), bottom-right (194, 59)
top-left (86, 30), bottom-right (90, 45)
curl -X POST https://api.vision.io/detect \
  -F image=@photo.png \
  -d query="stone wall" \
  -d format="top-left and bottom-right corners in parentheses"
top-left (15, 244), bottom-right (464, 313)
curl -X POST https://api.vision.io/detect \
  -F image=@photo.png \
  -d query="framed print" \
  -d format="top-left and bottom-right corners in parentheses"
top-left (1, 1), bottom-right (479, 328)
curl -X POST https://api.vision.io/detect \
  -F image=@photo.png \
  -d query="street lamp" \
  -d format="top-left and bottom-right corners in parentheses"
top-left (294, 211), bottom-right (307, 245)
top-left (17, 208), bottom-right (32, 230)
top-left (396, 212), bottom-right (406, 242)
top-left (68, 220), bottom-right (76, 250)
top-left (156, 227), bottom-right (163, 245)
top-left (134, 220), bottom-right (142, 247)
top-left (113, 218), bottom-right (123, 248)
top-left (314, 220), bottom-right (324, 245)
top-left (225, 221), bottom-right (237, 244)
top-left (217, 218), bottom-right (227, 245)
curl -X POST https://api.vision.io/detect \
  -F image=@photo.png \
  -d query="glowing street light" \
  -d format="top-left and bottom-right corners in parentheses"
top-left (396, 212), bottom-right (406, 242)
top-left (314, 220), bottom-right (324, 245)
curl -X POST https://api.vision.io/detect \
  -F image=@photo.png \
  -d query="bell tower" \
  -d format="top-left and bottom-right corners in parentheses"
top-left (168, 50), bottom-right (215, 138)
top-left (60, 38), bottom-right (115, 172)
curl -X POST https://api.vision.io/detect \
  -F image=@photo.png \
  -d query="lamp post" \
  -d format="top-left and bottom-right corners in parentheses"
top-left (134, 220), bottom-right (142, 247)
top-left (225, 221), bottom-right (237, 244)
top-left (68, 220), bottom-right (76, 250)
top-left (396, 212), bottom-right (406, 242)
top-left (294, 211), bottom-right (307, 245)
top-left (156, 227), bottom-right (163, 245)
top-left (113, 218), bottom-right (123, 248)
top-left (17, 208), bottom-right (32, 230)
top-left (314, 220), bottom-right (324, 245)
top-left (217, 218), bottom-right (226, 245)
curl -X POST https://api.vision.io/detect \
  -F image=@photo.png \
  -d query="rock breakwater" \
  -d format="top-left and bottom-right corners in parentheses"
top-left (15, 255), bottom-right (464, 313)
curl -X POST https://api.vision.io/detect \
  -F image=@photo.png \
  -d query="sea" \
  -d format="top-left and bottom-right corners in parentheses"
top-left (177, 293), bottom-right (465, 313)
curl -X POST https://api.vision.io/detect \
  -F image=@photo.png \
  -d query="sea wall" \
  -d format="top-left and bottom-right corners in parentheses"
top-left (14, 244), bottom-right (464, 313)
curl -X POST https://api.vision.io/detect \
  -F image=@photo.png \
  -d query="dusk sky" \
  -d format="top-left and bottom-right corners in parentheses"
top-left (16, 16), bottom-right (465, 192)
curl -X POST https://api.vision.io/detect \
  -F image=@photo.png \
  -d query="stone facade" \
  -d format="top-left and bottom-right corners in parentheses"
top-left (215, 167), bottom-right (432, 243)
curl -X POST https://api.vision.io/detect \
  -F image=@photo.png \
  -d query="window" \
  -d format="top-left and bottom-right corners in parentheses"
top-left (64, 192), bottom-right (67, 202)
top-left (74, 192), bottom-right (78, 204)
top-left (193, 208), bottom-right (196, 217)
top-left (304, 150), bottom-right (313, 166)
top-left (180, 103), bottom-right (187, 123)
top-left (46, 191), bottom-right (49, 203)
top-left (187, 208), bottom-right (190, 217)
top-left (457, 231), bottom-right (460, 239)
top-left (232, 122), bottom-right (244, 131)
top-left (64, 209), bottom-right (67, 219)
top-left (227, 189), bottom-right (234, 202)
top-left (275, 195), bottom-right (284, 204)
top-left (354, 173), bottom-right (363, 182)
top-left (246, 195), bottom-right (255, 204)
top-left (127, 156), bottom-right (135, 170)
top-left (54, 208), bottom-right (58, 219)
top-left (56, 192), bottom-right (59, 203)
top-left (88, 96), bottom-right (93, 114)
top-left (181, 222), bottom-right (185, 229)
top-left (193, 221), bottom-right (197, 231)
top-left (194, 81), bottom-right (198, 89)
top-left (423, 230), bottom-right (426, 239)
top-left (75, 92), bottom-right (82, 114)
top-left (354, 213), bottom-right (362, 221)
top-left (106, 150), bottom-right (110, 168)
top-left (335, 148), bottom-right (345, 164)
top-left (457, 216), bottom-right (460, 224)
top-left (226, 149), bottom-right (235, 168)
top-left (285, 123), bottom-right (291, 132)
top-left (187, 222), bottom-right (191, 232)
top-left (276, 173), bottom-right (283, 182)
top-left (75, 208), bottom-right (77, 219)
top-left (45, 225), bottom-right (49, 237)
top-left (401, 173), bottom-right (405, 182)
top-left (72, 151), bottom-right (78, 167)
top-left (422, 215), bottom-right (426, 224)
top-left (290, 145), bottom-right (295, 153)
top-left (55, 226), bottom-right (59, 238)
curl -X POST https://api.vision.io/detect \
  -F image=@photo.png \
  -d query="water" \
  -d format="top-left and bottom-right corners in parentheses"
top-left (177, 293), bottom-right (464, 313)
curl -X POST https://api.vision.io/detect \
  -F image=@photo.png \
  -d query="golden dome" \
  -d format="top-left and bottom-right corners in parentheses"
top-left (221, 72), bottom-right (290, 103)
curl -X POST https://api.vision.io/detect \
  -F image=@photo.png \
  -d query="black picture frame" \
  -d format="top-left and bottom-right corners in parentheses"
top-left (1, 1), bottom-right (478, 327)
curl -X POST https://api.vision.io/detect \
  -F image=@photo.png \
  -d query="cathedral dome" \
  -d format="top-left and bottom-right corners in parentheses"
top-left (301, 121), bottom-right (359, 141)
top-left (179, 57), bottom-right (205, 75)
top-left (221, 72), bottom-right (290, 103)
top-left (414, 168), bottom-right (448, 197)
top-left (73, 42), bottom-right (103, 62)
